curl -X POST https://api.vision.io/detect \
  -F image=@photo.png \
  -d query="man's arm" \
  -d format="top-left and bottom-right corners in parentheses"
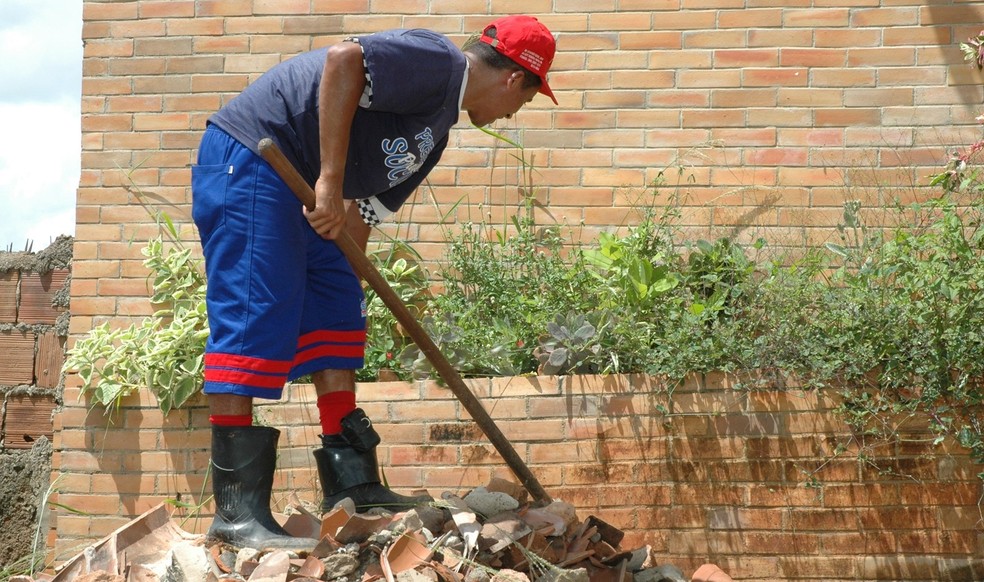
top-left (345, 200), bottom-right (372, 254)
top-left (305, 40), bottom-right (367, 240)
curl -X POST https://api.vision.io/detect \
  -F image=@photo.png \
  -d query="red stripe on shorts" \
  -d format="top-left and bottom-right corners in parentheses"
top-left (293, 343), bottom-right (365, 367)
top-left (205, 367), bottom-right (287, 389)
top-left (297, 329), bottom-right (367, 349)
top-left (205, 352), bottom-right (294, 374)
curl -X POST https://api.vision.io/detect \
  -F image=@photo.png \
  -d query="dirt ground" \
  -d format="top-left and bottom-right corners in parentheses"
top-left (0, 438), bottom-right (53, 566)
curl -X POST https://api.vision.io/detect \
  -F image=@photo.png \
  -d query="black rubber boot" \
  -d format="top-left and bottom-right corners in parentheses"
top-left (314, 409), bottom-right (432, 513)
top-left (207, 425), bottom-right (320, 551)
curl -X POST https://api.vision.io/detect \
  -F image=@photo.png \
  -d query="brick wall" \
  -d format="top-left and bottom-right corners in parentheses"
top-left (52, 374), bottom-right (983, 580)
top-left (63, 0), bottom-right (984, 578)
top-left (0, 240), bottom-right (71, 565)
top-left (73, 1), bottom-right (984, 334)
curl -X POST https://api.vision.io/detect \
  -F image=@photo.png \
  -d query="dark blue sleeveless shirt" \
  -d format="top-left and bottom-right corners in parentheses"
top-left (209, 29), bottom-right (466, 213)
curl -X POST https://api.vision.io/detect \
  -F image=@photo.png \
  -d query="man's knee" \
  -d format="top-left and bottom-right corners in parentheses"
top-left (312, 369), bottom-right (357, 395)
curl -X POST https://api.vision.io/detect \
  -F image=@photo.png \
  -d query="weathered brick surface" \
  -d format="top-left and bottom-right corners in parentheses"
top-left (0, 329), bottom-right (36, 386)
top-left (34, 332), bottom-right (66, 389)
top-left (0, 271), bottom-right (17, 321)
top-left (18, 269), bottom-right (69, 325)
top-left (49, 374), bottom-right (984, 579)
top-left (2, 394), bottom-right (57, 450)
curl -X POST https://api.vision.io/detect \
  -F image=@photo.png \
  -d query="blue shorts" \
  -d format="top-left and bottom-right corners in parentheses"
top-left (192, 125), bottom-right (366, 400)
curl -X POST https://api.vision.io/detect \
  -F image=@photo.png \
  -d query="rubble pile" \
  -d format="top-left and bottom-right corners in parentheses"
top-left (23, 479), bottom-right (732, 582)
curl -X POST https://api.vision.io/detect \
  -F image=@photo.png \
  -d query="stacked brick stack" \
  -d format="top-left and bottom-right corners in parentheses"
top-left (0, 236), bottom-right (72, 563)
top-left (0, 263), bottom-right (69, 447)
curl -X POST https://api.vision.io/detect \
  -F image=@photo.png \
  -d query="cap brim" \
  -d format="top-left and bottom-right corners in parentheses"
top-left (539, 80), bottom-right (558, 105)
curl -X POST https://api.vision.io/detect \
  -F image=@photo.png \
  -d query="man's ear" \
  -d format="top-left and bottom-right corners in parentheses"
top-left (505, 69), bottom-right (524, 90)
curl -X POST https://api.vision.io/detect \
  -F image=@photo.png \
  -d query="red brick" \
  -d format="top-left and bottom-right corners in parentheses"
top-left (0, 329), bottom-right (35, 385)
top-left (823, 482), bottom-right (901, 508)
top-left (742, 68), bottom-right (809, 87)
top-left (668, 530), bottom-right (744, 555)
top-left (0, 271), bottom-right (17, 321)
top-left (196, 0), bottom-right (251, 15)
top-left (711, 88), bottom-right (777, 108)
top-left (859, 556), bottom-right (941, 581)
top-left (816, 29), bottom-right (880, 48)
top-left (596, 484), bottom-right (672, 507)
top-left (788, 508), bottom-right (862, 531)
top-left (748, 108), bottom-right (813, 127)
top-left (744, 532), bottom-right (820, 554)
top-left (422, 466), bottom-right (494, 490)
top-left (565, 462), bottom-right (632, 485)
top-left (3, 394), bottom-right (57, 449)
top-left (719, 8), bottom-right (781, 28)
top-left (463, 443), bottom-right (513, 466)
top-left (784, 9), bottom-right (850, 27)
top-left (83, 2), bottom-right (139, 20)
top-left (54, 515), bottom-right (92, 538)
top-left (854, 7), bottom-right (919, 27)
top-left (59, 450), bottom-right (114, 473)
top-left (918, 5), bottom-right (984, 25)
top-left (678, 70), bottom-right (742, 89)
top-left (848, 47), bottom-right (916, 67)
top-left (884, 26), bottom-right (949, 46)
top-left (812, 69), bottom-right (874, 91)
top-left (821, 532), bottom-right (896, 554)
top-left (779, 557), bottom-right (860, 579)
top-left (748, 28), bottom-right (812, 48)
top-left (34, 332), bottom-right (65, 389)
top-left (816, 107), bottom-right (881, 127)
top-left (612, 31), bottom-right (677, 51)
top-left (898, 482), bottom-right (979, 506)
top-left (748, 484), bottom-right (823, 508)
top-left (18, 269), bottom-right (69, 324)
top-left (87, 517), bottom-right (135, 538)
top-left (682, 109), bottom-right (746, 129)
top-left (139, 1), bottom-right (195, 18)
top-left (714, 49), bottom-right (779, 67)
top-left (389, 444), bottom-right (458, 466)
top-left (780, 48), bottom-right (847, 67)
top-left (711, 127), bottom-right (776, 147)
top-left (675, 484), bottom-right (747, 506)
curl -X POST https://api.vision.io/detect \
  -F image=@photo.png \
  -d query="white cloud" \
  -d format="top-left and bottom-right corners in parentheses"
top-left (0, 0), bottom-right (81, 251)
top-left (0, 0), bottom-right (82, 104)
top-left (0, 100), bottom-right (80, 250)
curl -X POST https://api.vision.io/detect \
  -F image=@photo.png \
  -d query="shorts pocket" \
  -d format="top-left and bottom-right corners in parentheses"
top-left (191, 163), bottom-right (233, 242)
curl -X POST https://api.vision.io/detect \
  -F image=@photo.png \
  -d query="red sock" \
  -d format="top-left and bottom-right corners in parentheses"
top-left (318, 391), bottom-right (356, 435)
top-left (209, 414), bottom-right (253, 427)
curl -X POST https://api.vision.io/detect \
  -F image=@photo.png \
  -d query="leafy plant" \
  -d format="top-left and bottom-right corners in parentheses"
top-left (960, 29), bottom-right (984, 70)
top-left (534, 312), bottom-right (613, 375)
top-left (681, 237), bottom-right (758, 321)
top-left (416, 128), bottom-right (599, 379)
top-left (582, 230), bottom-right (679, 309)
top-left (64, 215), bottom-right (208, 415)
top-left (811, 188), bottom-right (984, 474)
top-left (359, 241), bottom-right (431, 381)
top-left (397, 314), bottom-right (474, 380)
top-left (928, 114), bottom-right (984, 195)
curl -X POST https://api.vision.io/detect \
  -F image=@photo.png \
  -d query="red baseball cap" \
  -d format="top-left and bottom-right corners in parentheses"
top-left (479, 15), bottom-right (558, 105)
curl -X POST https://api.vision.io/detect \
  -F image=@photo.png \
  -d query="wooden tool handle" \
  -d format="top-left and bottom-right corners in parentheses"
top-left (257, 138), bottom-right (552, 504)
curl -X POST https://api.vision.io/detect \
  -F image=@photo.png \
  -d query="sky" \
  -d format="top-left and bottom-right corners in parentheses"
top-left (0, 0), bottom-right (82, 252)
